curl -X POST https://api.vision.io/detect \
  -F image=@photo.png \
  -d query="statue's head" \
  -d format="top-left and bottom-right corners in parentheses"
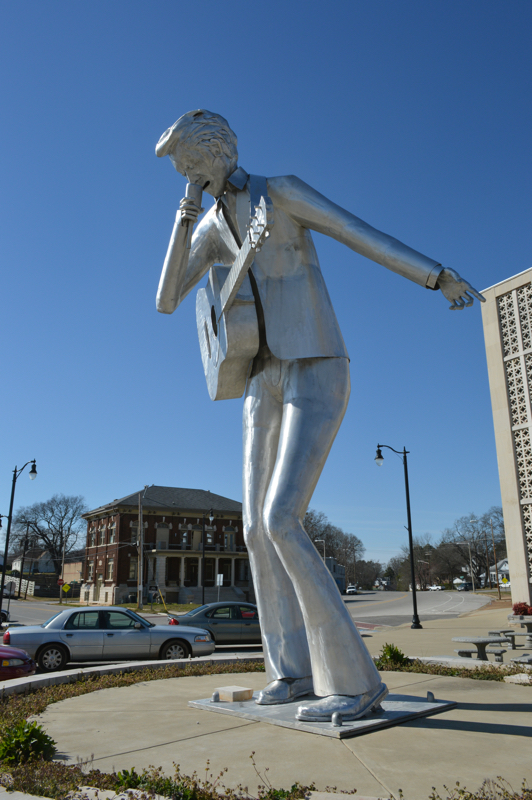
top-left (156, 110), bottom-right (238, 197)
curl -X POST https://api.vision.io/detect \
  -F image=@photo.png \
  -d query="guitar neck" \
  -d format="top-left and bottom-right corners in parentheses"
top-left (219, 236), bottom-right (256, 318)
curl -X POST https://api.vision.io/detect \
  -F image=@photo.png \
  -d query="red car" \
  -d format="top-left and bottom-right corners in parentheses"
top-left (0, 644), bottom-right (36, 680)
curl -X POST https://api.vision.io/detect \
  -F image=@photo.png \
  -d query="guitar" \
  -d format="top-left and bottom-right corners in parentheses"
top-left (196, 193), bottom-right (274, 401)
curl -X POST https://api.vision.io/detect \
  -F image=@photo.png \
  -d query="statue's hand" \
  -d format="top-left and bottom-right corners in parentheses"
top-left (437, 268), bottom-right (486, 310)
top-left (179, 196), bottom-right (203, 224)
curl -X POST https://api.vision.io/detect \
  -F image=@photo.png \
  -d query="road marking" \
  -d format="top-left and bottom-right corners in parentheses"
top-left (348, 593), bottom-right (408, 611)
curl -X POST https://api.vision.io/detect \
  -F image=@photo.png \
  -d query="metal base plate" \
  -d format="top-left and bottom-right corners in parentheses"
top-left (188, 692), bottom-right (456, 739)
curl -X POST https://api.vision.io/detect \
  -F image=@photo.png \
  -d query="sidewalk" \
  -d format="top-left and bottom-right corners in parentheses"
top-left (32, 603), bottom-right (532, 800)
top-left (361, 603), bottom-right (526, 664)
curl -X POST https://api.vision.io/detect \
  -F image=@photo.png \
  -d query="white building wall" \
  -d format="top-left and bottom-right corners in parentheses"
top-left (482, 269), bottom-right (532, 604)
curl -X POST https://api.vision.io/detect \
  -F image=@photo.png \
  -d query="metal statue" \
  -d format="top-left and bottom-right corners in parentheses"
top-left (155, 110), bottom-right (484, 722)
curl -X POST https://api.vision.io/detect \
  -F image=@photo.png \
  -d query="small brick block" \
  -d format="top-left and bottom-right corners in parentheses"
top-left (216, 685), bottom-right (254, 702)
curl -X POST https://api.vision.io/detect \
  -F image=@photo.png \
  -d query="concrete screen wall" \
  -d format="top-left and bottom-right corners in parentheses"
top-left (482, 268), bottom-right (532, 604)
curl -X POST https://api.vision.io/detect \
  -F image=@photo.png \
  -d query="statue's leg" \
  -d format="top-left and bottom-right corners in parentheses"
top-left (262, 356), bottom-right (385, 718)
top-left (243, 364), bottom-right (313, 700)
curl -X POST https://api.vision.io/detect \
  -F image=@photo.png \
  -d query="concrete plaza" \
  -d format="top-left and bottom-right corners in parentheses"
top-left (34, 603), bottom-right (532, 800)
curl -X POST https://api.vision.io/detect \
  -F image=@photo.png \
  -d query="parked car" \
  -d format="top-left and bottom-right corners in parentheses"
top-left (0, 609), bottom-right (10, 625)
top-left (0, 644), bottom-right (36, 680)
top-left (345, 585), bottom-right (358, 595)
top-left (457, 583), bottom-right (473, 591)
top-left (429, 585), bottom-right (444, 591)
top-left (168, 602), bottom-right (260, 644)
top-left (2, 606), bottom-right (214, 672)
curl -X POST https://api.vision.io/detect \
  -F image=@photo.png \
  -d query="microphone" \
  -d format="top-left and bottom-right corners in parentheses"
top-left (184, 183), bottom-right (203, 250)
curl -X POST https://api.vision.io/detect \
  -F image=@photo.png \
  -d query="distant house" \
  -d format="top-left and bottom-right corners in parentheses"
top-left (80, 485), bottom-right (252, 606)
top-left (11, 549), bottom-right (55, 574)
top-left (481, 558), bottom-right (510, 586)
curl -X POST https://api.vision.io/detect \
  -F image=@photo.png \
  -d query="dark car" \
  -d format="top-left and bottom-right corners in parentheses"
top-left (168, 602), bottom-right (261, 644)
top-left (0, 644), bottom-right (36, 680)
top-left (3, 606), bottom-right (214, 671)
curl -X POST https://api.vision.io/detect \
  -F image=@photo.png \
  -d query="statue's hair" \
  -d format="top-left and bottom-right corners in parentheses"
top-left (155, 110), bottom-right (238, 174)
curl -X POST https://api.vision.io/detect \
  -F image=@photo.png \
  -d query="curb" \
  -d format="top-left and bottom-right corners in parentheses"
top-left (0, 653), bottom-right (265, 696)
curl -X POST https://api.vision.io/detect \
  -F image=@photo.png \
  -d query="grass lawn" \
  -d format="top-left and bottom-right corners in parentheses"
top-left (118, 601), bottom-right (201, 613)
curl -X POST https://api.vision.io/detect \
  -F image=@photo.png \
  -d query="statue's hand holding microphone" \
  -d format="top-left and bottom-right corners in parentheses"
top-left (180, 183), bottom-right (203, 249)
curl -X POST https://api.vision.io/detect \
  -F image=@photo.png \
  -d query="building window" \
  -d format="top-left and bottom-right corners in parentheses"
top-left (131, 524), bottom-right (138, 544)
top-left (106, 559), bottom-right (114, 580)
top-left (129, 559), bottom-right (138, 580)
top-left (99, 527), bottom-right (106, 546)
top-left (89, 530), bottom-right (96, 547)
top-left (181, 531), bottom-right (188, 544)
top-left (87, 561), bottom-right (94, 581)
top-left (109, 524), bottom-right (116, 544)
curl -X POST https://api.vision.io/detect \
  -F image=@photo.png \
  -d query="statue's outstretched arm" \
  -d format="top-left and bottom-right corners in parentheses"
top-left (268, 175), bottom-right (484, 309)
top-left (156, 203), bottom-right (218, 314)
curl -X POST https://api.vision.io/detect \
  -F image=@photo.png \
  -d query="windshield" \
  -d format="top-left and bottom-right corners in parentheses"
top-left (180, 605), bottom-right (207, 617)
top-left (124, 609), bottom-right (154, 627)
top-left (41, 613), bottom-right (62, 628)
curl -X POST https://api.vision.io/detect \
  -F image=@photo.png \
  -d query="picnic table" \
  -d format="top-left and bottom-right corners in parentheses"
top-left (452, 636), bottom-right (508, 660)
top-left (507, 615), bottom-right (532, 644)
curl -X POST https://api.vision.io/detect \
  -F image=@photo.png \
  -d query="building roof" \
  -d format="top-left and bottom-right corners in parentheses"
top-left (83, 485), bottom-right (242, 518)
top-left (11, 548), bottom-right (51, 562)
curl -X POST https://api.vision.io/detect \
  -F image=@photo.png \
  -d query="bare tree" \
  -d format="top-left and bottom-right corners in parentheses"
top-left (355, 560), bottom-right (383, 590)
top-left (385, 505), bottom-right (507, 590)
top-left (304, 508), bottom-right (365, 584)
top-left (13, 494), bottom-right (87, 577)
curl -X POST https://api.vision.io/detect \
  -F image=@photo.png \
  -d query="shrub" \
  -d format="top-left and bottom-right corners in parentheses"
top-left (375, 642), bottom-right (409, 668)
top-left (0, 721), bottom-right (57, 764)
top-left (512, 602), bottom-right (532, 616)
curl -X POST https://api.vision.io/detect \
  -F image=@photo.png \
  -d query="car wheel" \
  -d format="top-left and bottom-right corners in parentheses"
top-left (160, 639), bottom-right (190, 660)
top-left (38, 644), bottom-right (68, 672)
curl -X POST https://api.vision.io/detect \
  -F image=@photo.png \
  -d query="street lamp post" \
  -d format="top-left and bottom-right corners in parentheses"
top-left (456, 540), bottom-right (475, 592)
top-left (0, 460), bottom-right (37, 618)
top-left (202, 508), bottom-right (214, 605)
top-left (315, 539), bottom-right (326, 561)
top-left (375, 445), bottom-right (422, 629)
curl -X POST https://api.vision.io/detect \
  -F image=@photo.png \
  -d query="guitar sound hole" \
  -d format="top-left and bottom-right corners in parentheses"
top-left (211, 306), bottom-right (218, 338)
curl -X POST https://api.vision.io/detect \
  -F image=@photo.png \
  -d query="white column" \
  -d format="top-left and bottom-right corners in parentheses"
top-left (230, 557), bottom-right (235, 587)
top-left (156, 556), bottom-right (166, 588)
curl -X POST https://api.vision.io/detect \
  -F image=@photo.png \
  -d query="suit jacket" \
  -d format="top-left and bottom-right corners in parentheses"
top-left (176, 167), bottom-right (442, 361)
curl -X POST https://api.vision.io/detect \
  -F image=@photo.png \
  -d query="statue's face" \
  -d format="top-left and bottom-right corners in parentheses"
top-left (177, 147), bottom-right (234, 198)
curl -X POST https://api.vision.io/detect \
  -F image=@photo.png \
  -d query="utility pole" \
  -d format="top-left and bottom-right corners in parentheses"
top-left (59, 537), bottom-right (66, 604)
top-left (17, 522), bottom-right (30, 599)
top-left (482, 527), bottom-right (492, 589)
top-left (138, 492), bottom-right (144, 610)
top-left (490, 517), bottom-right (501, 600)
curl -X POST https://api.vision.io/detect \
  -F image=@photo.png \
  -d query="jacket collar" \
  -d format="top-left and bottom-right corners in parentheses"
top-left (226, 166), bottom-right (249, 191)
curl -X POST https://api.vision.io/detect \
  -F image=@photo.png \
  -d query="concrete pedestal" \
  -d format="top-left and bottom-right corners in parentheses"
top-left (189, 691), bottom-right (456, 739)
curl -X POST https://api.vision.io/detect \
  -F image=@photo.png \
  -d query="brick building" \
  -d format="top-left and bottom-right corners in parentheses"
top-left (80, 486), bottom-right (251, 606)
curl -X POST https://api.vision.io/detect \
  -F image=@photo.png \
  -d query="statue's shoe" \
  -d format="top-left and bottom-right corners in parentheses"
top-left (296, 682), bottom-right (389, 722)
top-left (256, 677), bottom-right (314, 705)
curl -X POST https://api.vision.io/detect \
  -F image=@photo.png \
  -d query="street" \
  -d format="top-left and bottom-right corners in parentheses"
top-left (345, 589), bottom-right (492, 627)
top-left (2, 590), bottom-right (493, 633)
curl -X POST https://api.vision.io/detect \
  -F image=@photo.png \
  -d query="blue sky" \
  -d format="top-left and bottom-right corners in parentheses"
top-left (1, 1), bottom-right (530, 563)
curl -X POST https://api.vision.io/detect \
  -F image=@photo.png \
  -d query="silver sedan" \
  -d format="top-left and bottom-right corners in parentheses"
top-left (2, 606), bottom-right (214, 672)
